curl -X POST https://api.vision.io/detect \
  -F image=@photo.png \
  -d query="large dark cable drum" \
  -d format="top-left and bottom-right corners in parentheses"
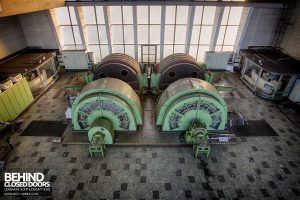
top-left (158, 53), bottom-right (205, 90)
top-left (94, 53), bottom-right (141, 90)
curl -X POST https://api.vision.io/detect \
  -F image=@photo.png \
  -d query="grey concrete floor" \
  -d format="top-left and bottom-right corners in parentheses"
top-left (1, 71), bottom-right (300, 200)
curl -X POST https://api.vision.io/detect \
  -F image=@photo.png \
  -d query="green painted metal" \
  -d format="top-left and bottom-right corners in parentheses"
top-left (204, 72), bottom-right (214, 83)
top-left (84, 73), bottom-right (94, 84)
top-left (139, 63), bottom-right (146, 73)
top-left (185, 121), bottom-right (207, 144)
top-left (64, 86), bottom-right (82, 92)
top-left (72, 78), bottom-right (142, 132)
top-left (186, 121), bottom-right (210, 157)
top-left (137, 73), bottom-right (148, 91)
top-left (215, 85), bottom-right (234, 92)
top-left (156, 78), bottom-right (227, 132)
top-left (199, 63), bottom-right (207, 71)
top-left (88, 118), bottom-right (114, 144)
top-left (0, 78), bottom-right (34, 123)
top-left (150, 73), bottom-right (160, 91)
top-left (89, 137), bottom-right (106, 157)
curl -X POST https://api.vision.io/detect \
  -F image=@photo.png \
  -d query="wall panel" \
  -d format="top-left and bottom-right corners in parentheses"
top-left (0, 16), bottom-right (27, 59)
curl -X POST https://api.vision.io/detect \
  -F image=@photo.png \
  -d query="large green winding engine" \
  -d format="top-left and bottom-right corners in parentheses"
top-left (72, 78), bottom-right (143, 144)
top-left (156, 78), bottom-right (228, 152)
top-left (156, 78), bottom-right (228, 131)
top-left (71, 53), bottom-right (230, 157)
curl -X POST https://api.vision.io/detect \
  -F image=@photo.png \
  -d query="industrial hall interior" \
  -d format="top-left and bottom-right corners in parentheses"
top-left (0, 0), bottom-right (300, 199)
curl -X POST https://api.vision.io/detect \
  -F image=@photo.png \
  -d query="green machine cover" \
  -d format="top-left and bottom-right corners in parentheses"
top-left (72, 78), bottom-right (143, 143)
top-left (156, 78), bottom-right (228, 132)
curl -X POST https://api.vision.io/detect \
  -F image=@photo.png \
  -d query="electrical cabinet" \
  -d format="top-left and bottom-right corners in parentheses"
top-left (62, 50), bottom-right (89, 70)
top-left (205, 52), bottom-right (232, 70)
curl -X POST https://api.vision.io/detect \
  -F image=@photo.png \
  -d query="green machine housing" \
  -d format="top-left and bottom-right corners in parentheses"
top-left (72, 78), bottom-right (143, 144)
top-left (156, 78), bottom-right (228, 133)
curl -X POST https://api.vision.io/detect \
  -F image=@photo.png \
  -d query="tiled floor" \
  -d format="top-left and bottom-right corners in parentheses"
top-left (1, 71), bottom-right (300, 200)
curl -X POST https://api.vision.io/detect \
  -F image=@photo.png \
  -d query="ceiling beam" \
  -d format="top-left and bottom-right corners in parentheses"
top-left (0, 0), bottom-right (65, 17)
top-left (65, 1), bottom-right (291, 8)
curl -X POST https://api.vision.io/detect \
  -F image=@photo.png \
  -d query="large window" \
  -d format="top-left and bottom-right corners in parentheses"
top-left (189, 6), bottom-right (216, 61)
top-left (50, 7), bottom-right (84, 50)
top-left (79, 6), bottom-right (109, 63)
top-left (110, 6), bottom-right (135, 58)
top-left (137, 6), bottom-right (161, 62)
top-left (216, 7), bottom-right (243, 52)
top-left (51, 5), bottom-right (245, 63)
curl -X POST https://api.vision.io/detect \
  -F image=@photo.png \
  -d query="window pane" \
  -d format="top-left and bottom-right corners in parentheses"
top-left (223, 26), bottom-right (238, 45)
top-left (98, 25), bottom-right (108, 44)
top-left (216, 26), bottom-right (226, 45)
top-left (176, 6), bottom-right (189, 24)
top-left (111, 25), bottom-right (124, 44)
top-left (110, 6), bottom-right (122, 24)
top-left (165, 6), bottom-right (176, 24)
top-left (125, 45), bottom-right (135, 58)
top-left (96, 6), bottom-right (105, 24)
top-left (101, 45), bottom-right (110, 58)
top-left (199, 26), bottom-right (213, 45)
top-left (61, 26), bottom-right (74, 45)
top-left (55, 7), bottom-right (71, 25)
top-left (175, 25), bottom-right (187, 44)
top-left (143, 55), bottom-right (149, 62)
top-left (86, 26), bottom-right (99, 44)
top-left (222, 46), bottom-right (234, 51)
top-left (137, 6), bottom-right (148, 24)
top-left (164, 25), bottom-right (174, 44)
top-left (150, 25), bottom-right (160, 44)
top-left (221, 7), bottom-right (230, 25)
top-left (193, 6), bottom-right (203, 25)
top-left (113, 45), bottom-right (124, 53)
top-left (89, 45), bottom-right (101, 63)
top-left (138, 45), bottom-right (142, 62)
top-left (138, 25), bottom-right (148, 44)
top-left (73, 26), bottom-right (82, 44)
top-left (150, 6), bottom-right (161, 24)
top-left (156, 46), bottom-right (161, 62)
top-left (163, 45), bottom-right (173, 58)
top-left (82, 6), bottom-right (96, 24)
top-left (202, 6), bottom-right (216, 25)
top-left (215, 45), bottom-right (222, 51)
top-left (191, 26), bottom-right (200, 44)
top-left (69, 7), bottom-right (78, 25)
top-left (124, 25), bottom-right (134, 44)
top-left (123, 6), bottom-right (133, 24)
top-left (174, 45), bottom-right (185, 53)
top-left (228, 7), bottom-right (243, 25)
top-left (189, 45), bottom-right (198, 59)
top-left (197, 46), bottom-right (210, 62)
